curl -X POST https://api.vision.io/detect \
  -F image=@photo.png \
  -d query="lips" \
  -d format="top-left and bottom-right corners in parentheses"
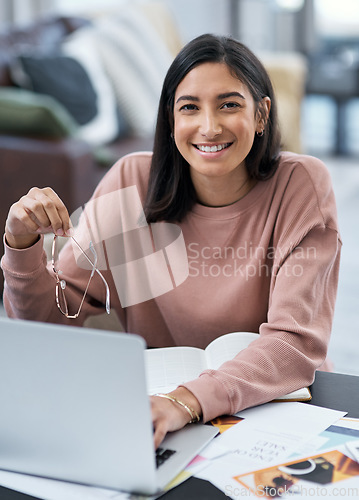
top-left (194, 142), bottom-right (232, 153)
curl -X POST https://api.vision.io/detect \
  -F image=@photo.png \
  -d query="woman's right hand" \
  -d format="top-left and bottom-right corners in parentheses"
top-left (5, 187), bottom-right (73, 249)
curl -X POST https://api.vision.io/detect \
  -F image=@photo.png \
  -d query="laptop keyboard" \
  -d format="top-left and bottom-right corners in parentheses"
top-left (156, 447), bottom-right (176, 468)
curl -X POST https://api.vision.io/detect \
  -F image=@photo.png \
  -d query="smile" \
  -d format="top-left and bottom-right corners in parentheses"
top-left (194, 143), bottom-right (232, 153)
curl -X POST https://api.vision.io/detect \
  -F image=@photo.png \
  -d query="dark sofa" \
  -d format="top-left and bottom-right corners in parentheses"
top-left (0, 14), bottom-right (158, 293)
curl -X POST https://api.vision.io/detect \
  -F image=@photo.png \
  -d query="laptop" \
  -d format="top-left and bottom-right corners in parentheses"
top-left (0, 317), bottom-right (217, 495)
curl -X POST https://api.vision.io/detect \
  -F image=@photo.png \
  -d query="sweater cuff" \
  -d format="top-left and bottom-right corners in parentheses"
top-left (2, 234), bottom-right (45, 275)
top-left (181, 372), bottom-right (232, 423)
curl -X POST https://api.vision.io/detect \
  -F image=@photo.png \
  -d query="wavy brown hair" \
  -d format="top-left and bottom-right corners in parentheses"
top-left (144, 34), bottom-right (281, 222)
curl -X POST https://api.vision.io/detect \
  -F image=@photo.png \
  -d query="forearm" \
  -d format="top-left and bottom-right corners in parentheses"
top-left (183, 334), bottom-right (322, 422)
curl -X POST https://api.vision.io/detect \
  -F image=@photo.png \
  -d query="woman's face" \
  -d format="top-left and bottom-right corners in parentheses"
top-left (173, 62), bottom-right (269, 189)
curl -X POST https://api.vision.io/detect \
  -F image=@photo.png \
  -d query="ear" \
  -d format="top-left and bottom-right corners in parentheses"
top-left (256, 97), bottom-right (271, 134)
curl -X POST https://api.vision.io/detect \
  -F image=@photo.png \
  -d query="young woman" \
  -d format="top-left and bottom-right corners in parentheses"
top-left (1, 34), bottom-right (341, 448)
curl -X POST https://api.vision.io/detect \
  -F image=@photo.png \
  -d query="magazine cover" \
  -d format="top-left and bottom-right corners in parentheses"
top-left (234, 449), bottom-right (359, 498)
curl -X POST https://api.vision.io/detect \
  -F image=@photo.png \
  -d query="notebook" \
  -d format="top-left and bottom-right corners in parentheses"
top-left (0, 317), bottom-right (217, 495)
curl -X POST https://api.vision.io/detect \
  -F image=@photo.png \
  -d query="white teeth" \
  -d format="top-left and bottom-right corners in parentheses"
top-left (198, 143), bottom-right (229, 152)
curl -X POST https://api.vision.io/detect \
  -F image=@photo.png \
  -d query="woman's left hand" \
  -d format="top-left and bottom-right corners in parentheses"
top-left (150, 387), bottom-right (202, 449)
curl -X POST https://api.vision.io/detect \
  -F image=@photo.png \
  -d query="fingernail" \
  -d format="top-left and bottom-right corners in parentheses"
top-left (56, 228), bottom-right (64, 236)
top-left (65, 227), bottom-right (74, 237)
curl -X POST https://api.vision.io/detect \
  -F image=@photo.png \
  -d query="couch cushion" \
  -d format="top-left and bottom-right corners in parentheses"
top-left (0, 16), bottom-right (90, 86)
top-left (0, 87), bottom-right (78, 138)
top-left (10, 53), bottom-right (98, 125)
top-left (92, 7), bottom-right (173, 137)
top-left (62, 26), bottom-right (128, 146)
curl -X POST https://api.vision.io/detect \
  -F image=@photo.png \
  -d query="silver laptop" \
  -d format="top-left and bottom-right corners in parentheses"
top-left (0, 317), bottom-right (217, 495)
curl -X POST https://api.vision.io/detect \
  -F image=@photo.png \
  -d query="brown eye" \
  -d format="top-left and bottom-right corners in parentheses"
top-left (222, 102), bottom-right (240, 109)
top-left (180, 104), bottom-right (198, 111)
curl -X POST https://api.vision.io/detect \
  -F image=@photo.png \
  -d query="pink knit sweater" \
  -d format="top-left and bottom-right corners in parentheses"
top-left (1, 151), bottom-right (341, 421)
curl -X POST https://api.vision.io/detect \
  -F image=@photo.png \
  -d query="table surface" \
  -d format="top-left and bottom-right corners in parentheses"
top-left (308, 370), bottom-right (359, 418)
top-left (1, 371), bottom-right (358, 500)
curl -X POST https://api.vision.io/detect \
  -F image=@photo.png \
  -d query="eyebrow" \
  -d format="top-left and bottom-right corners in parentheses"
top-left (218, 92), bottom-right (245, 100)
top-left (175, 91), bottom-right (245, 104)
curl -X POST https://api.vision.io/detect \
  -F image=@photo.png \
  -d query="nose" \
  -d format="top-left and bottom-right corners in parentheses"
top-left (199, 110), bottom-right (222, 139)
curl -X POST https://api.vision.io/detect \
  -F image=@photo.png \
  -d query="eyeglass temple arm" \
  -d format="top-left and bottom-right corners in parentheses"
top-left (72, 238), bottom-right (111, 315)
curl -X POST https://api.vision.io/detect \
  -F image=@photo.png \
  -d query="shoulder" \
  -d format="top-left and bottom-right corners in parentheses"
top-left (277, 152), bottom-right (333, 193)
top-left (115, 151), bottom-right (153, 170)
top-left (273, 152), bottom-right (337, 227)
top-left (105, 151), bottom-right (153, 186)
top-left (270, 152), bottom-right (338, 235)
top-left (93, 151), bottom-right (153, 202)
top-left (75, 152), bottom-right (153, 246)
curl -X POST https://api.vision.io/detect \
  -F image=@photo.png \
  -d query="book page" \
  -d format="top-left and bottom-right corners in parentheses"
top-left (274, 387), bottom-right (311, 401)
top-left (205, 331), bottom-right (258, 369)
top-left (145, 346), bottom-right (207, 394)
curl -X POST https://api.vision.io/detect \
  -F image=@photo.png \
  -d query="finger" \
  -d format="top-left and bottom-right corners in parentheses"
top-left (151, 399), bottom-right (168, 449)
top-left (153, 420), bottom-right (168, 450)
top-left (29, 187), bottom-right (70, 232)
top-left (21, 198), bottom-right (60, 234)
top-left (34, 188), bottom-right (72, 233)
top-left (35, 225), bottom-right (58, 235)
top-left (22, 189), bottom-right (70, 235)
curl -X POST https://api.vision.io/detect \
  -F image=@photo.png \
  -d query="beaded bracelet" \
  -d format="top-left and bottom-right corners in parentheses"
top-left (154, 393), bottom-right (200, 423)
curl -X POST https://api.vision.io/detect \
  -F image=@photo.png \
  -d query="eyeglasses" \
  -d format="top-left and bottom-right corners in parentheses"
top-left (51, 235), bottom-right (110, 319)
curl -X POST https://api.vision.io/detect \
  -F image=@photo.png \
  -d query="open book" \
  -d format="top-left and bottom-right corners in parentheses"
top-left (145, 331), bottom-right (311, 402)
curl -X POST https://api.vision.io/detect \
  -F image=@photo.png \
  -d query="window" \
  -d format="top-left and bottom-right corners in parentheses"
top-left (315, 0), bottom-right (359, 38)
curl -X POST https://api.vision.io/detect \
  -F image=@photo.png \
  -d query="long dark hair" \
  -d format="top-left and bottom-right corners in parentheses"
top-left (144, 34), bottom-right (281, 223)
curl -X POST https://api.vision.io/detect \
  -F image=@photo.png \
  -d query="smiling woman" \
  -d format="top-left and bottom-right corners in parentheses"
top-left (2, 33), bottom-right (341, 451)
top-left (145, 34), bottom-right (281, 222)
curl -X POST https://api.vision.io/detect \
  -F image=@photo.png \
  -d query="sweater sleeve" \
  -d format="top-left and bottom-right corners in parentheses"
top-left (1, 235), bottom-right (61, 323)
top-left (183, 225), bottom-right (341, 422)
top-left (1, 161), bottom-right (126, 326)
top-left (1, 153), bottom-right (152, 326)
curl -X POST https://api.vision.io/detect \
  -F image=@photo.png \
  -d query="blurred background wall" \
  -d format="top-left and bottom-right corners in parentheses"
top-left (1, 0), bottom-right (358, 157)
